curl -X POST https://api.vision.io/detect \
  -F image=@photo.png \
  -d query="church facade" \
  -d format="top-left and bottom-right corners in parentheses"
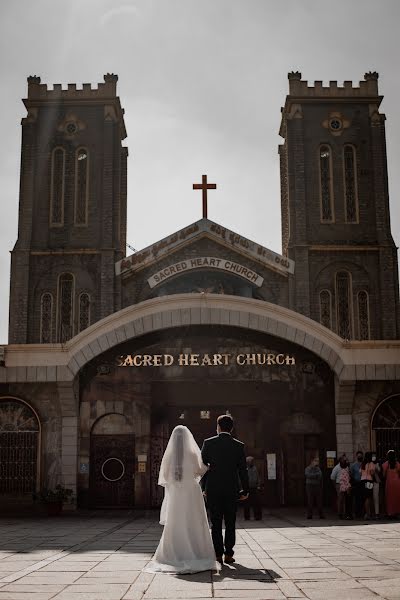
top-left (1, 72), bottom-right (399, 510)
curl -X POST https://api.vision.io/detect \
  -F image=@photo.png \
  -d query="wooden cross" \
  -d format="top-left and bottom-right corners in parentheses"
top-left (193, 174), bottom-right (217, 219)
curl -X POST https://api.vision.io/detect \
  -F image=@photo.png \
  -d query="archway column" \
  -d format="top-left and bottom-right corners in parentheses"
top-left (58, 382), bottom-right (78, 508)
top-left (335, 377), bottom-right (356, 458)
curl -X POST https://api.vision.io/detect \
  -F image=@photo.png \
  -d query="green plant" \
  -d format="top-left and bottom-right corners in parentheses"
top-left (34, 485), bottom-right (74, 504)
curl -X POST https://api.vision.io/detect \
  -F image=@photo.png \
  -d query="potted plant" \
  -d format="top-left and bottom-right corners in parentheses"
top-left (34, 485), bottom-right (74, 515)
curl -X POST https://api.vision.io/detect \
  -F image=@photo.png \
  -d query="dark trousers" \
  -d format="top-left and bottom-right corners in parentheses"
top-left (207, 493), bottom-right (237, 557)
top-left (353, 481), bottom-right (364, 517)
top-left (306, 485), bottom-right (323, 517)
top-left (244, 489), bottom-right (262, 520)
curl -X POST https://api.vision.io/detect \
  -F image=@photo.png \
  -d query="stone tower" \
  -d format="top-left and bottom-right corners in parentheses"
top-left (279, 71), bottom-right (400, 340)
top-left (9, 74), bottom-right (128, 344)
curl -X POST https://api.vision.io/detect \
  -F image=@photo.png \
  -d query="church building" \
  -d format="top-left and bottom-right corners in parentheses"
top-left (1, 71), bottom-right (399, 510)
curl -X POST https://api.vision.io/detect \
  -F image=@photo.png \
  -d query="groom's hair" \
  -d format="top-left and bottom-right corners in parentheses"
top-left (217, 414), bottom-right (234, 432)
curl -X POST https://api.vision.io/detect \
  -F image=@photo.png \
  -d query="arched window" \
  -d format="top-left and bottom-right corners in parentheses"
top-left (371, 395), bottom-right (400, 458)
top-left (319, 145), bottom-right (334, 222)
top-left (50, 147), bottom-right (65, 225)
top-left (357, 290), bottom-right (370, 340)
top-left (0, 398), bottom-right (40, 495)
top-left (40, 292), bottom-right (53, 343)
top-left (78, 293), bottom-right (91, 333)
top-left (335, 270), bottom-right (353, 339)
top-left (319, 289), bottom-right (332, 329)
top-left (57, 273), bottom-right (74, 343)
top-left (343, 145), bottom-right (358, 223)
top-left (75, 148), bottom-right (89, 225)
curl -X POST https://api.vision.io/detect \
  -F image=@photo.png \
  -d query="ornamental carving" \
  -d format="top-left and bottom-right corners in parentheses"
top-left (0, 400), bottom-right (39, 432)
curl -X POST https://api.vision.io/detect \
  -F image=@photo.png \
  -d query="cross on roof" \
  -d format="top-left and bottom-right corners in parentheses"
top-left (193, 174), bottom-right (217, 219)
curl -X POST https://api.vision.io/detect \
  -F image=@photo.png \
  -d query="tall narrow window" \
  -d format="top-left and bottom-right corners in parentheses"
top-left (319, 145), bottom-right (334, 222)
top-left (357, 290), bottom-right (370, 340)
top-left (75, 148), bottom-right (89, 225)
top-left (78, 293), bottom-right (90, 333)
top-left (40, 293), bottom-right (53, 343)
top-left (57, 273), bottom-right (74, 343)
top-left (319, 290), bottom-right (332, 329)
top-left (344, 145), bottom-right (358, 223)
top-left (50, 148), bottom-right (65, 225)
top-left (336, 271), bottom-right (353, 339)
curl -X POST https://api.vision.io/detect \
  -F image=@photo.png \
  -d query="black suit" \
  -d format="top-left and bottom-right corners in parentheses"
top-left (201, 433), bottom-right (249, 557)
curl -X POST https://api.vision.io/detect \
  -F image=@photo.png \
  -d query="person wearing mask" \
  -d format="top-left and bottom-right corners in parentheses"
top-left (330, 455), bottom-right (351, 519)
top-left (350, 451), bottom-right (364, 518)
top-left (243, 456), bottom-right (262, 521)
top-left (360, 451), bottom-right (375, 520)
top-left (305, 457), bottom-right (324, 519)
top-left (372, 453), bottom-right (382, 519)
top-left (382, 450), bottom-right (400, 518)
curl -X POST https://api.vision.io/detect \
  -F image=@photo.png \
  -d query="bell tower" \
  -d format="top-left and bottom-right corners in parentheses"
top-left (9, 74), bottom-right (128, 343)
top-left (279, 71), bottom-right (399, 339)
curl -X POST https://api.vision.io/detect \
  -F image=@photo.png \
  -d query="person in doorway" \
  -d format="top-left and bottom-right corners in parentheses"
top-left (382, 450), bottom-right (400, 518)
top-left (305, 457), bottom-right (324, 519)
top-left (360, 451), bottom-right (375, 520)
top-left (350, 451), bottom-right (364, 518)
top-left (201, 415), bottom-right (249, 564)
top-left (243, 456), bottom-right (262, 521)
top-left (331, 455), bottom-right (352, 519)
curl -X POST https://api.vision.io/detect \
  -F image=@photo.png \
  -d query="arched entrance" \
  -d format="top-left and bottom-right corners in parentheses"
top-left (0, 397), bottom-right (40, 500)
top-left (78, 323), bottom-right (336, 508)
top-left (89, 413), bottom-right (135, 508)
top-left (371, 395), bottom-right (400, 458)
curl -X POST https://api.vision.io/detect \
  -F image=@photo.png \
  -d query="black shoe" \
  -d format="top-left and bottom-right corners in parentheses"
top-left (216, 555), bottom-right (223, 564)
top-left (224, 555), bottom-right (235, 564)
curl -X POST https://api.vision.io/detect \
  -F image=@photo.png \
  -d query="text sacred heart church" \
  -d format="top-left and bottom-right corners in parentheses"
top-left (0, 72), bottom-right (400, 511)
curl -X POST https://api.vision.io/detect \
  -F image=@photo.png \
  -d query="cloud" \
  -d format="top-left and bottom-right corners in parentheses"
top-left (100, 4), bottom-right (139, 27)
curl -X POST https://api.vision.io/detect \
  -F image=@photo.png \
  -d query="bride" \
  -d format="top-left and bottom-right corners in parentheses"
top-left (145, 425), bottom-right (217, 574)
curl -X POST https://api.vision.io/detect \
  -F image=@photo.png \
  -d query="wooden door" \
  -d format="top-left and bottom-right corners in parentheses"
top-left (90, 434), bottom-right (135, 508)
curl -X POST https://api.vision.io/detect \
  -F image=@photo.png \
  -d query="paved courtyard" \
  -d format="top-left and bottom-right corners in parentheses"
top-left (0, 510), bottom-right (400, 600)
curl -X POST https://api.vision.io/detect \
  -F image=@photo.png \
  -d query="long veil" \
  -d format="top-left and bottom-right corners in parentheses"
top-left (158, 425), bottom-right (206, 525)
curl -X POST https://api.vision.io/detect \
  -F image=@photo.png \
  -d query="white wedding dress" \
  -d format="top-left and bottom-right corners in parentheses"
top-left (145, 426), bottom-right (217, 574)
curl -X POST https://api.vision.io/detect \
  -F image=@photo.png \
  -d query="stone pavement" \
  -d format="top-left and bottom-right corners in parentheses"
top-left (0, 510), bottom-right (400, 600)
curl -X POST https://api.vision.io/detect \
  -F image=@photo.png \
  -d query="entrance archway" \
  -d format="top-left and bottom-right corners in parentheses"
top-left (371, 394), bottom-right (400, 458)
top-left (0, 397), bottom-right (40, 499)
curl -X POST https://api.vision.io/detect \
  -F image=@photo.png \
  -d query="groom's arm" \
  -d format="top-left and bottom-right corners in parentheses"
top-left (238, 445), bottom-right (249, 495)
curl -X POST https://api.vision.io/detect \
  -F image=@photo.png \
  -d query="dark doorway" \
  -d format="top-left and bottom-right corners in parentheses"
top-left (89, 434), bottom-right (135, 508)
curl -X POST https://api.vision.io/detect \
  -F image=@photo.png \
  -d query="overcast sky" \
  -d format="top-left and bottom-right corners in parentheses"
top-left (1, 0), bottom-right (399, 343)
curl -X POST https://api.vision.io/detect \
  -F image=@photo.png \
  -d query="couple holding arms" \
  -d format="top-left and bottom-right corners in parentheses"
top-left (146, 414), bottom-right (249, 574)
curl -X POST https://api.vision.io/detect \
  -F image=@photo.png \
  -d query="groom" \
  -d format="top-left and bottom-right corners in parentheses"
top-left (201, 415), bottom-right (249, 564)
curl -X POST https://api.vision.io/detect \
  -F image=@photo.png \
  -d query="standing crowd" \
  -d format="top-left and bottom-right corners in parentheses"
top-left (305, 450), bottom-right (400, 520)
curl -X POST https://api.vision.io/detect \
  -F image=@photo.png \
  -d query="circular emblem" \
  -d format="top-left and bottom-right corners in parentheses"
top-left (101, 458), bottom-right (125, 482)
top-left (329, 118), bottom-right (342, 131)
top-left (65, 122), bottom-right (78, 135)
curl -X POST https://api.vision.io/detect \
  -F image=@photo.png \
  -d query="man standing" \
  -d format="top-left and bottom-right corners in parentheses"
top-left (201, 415), bottom-right (249, 564)
top-left (305, 457), bottom-right (324, 519)
top-left (350, 451), bottom-right (364, 518)
top-left (244, 456), bottom-right (262, 521)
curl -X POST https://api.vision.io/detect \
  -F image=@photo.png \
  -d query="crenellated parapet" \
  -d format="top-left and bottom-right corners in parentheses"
top-left (287, 71), bottom-right (380, 98)
top-left (26, 73), bottom-right (119, 100)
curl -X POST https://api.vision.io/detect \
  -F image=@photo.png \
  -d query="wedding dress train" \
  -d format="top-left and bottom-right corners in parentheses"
top-left (145, 426), bottom-right (217, 574)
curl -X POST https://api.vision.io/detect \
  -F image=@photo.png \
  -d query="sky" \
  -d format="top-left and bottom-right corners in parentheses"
top-left (0, 0), bottom-right (399, 344)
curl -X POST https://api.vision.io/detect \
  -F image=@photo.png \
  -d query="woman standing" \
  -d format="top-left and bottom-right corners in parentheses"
top-left (360, 452), bottom-right (375, 520)
top-left (382, 450), bottom-right (400, 518)
top-left (330, 455), bottom-right (351, 519)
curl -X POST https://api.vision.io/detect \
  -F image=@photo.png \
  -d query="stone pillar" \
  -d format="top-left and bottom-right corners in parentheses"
top-left (132, 383), bottom-right (152, 508)
top-left (335, 378), bottom-right (356, 458)
top-left (58, 382), bottom-right (78, 509)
